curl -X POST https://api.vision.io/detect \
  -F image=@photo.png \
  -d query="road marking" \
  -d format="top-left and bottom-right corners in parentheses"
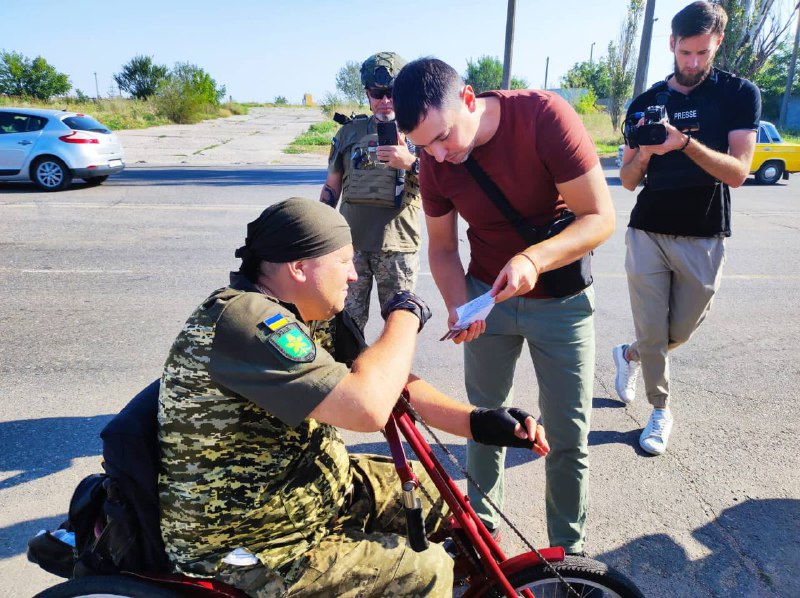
top-left (592, 272), bottom-right (800, 280)
top-left (17, 269), bottom-right (134, 274)
top-left (0, 202), bottom-right (258, 211)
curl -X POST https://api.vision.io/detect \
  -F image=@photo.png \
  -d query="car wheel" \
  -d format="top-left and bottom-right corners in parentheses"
top-left (83, 175), bottom-right (109, 186)
top-left (31, 156), bottom-right (73, 191)
top-left (755, 160), bottom-right (784, 185)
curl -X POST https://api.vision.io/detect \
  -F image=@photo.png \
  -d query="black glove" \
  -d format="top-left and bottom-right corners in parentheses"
top-left (470, 407), bottom-right (537, 449)
top-left (381, 290), bottom-right (432, 332)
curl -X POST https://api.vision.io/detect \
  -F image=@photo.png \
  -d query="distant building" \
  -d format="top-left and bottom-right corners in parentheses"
top-left (303, 93), bottom-right (314, 106)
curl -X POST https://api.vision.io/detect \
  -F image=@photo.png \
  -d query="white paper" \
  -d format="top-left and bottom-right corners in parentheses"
top-left (455, 291), bottom-right (495, 328)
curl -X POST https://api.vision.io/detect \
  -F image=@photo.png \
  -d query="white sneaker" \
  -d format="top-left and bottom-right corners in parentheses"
top-left (612, 344), bottom-right (639, 404)
top-left (639, 408), bottom-right (673, 455)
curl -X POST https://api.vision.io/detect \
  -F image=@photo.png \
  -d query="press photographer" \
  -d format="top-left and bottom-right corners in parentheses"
top-left (614, 1), bottom-right (761, 456)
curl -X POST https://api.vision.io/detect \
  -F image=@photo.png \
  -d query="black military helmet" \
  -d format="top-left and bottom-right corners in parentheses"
top-left (360, 52), bottom-right (407, 88)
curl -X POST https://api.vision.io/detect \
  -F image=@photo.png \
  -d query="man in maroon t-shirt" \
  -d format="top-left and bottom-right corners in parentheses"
top-left (393, 58), bottom-right (615, 555)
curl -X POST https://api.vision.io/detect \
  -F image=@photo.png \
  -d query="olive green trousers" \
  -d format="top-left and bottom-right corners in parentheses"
top-left (217, 455), bottom-right (453, 597)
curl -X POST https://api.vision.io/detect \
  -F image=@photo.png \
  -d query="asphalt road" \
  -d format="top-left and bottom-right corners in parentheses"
top-left (0, 109), bottom-right (798, 597)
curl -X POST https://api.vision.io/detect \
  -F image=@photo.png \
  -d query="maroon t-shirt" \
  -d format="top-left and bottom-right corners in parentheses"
top-left (420, 89), bottom-right (598, 297)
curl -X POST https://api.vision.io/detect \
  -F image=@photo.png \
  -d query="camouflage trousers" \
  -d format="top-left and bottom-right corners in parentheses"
top-left (345, 250), bottom-right (419, 331)
top-left (216, 454), bottom-right (453, 598)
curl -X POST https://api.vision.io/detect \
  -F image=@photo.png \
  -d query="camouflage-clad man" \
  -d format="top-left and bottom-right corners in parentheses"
top-left (320, 51), bottom-right (422, 331)
top-left (158, 198), bottom-right (549, 597)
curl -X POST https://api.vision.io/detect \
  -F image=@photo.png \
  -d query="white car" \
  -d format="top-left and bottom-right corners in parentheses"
top-left (0, 107), bottom-right (124, 191)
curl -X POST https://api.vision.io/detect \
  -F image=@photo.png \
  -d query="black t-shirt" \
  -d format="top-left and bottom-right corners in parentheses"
top-left (628, 69), bottom-right (761, 237)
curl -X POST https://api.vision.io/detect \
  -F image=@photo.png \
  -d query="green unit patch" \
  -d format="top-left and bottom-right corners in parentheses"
top-left (268, 323), bottom-right (316, 362)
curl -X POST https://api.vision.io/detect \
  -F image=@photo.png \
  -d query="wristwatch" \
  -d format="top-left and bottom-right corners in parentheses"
top-left (408, 157), bottom-right (420, 175)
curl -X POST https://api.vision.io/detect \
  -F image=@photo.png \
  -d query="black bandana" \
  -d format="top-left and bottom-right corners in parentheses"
top-left (236, 197), bottom-right (351, 280)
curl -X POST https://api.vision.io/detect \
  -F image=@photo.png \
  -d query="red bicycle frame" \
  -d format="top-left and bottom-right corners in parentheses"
top-left (384, 399), bottom-right (565, 598)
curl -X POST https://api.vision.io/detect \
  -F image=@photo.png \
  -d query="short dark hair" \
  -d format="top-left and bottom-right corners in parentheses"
top-left (393, 57), bottom-right (463, 133)
top-left (672, 1), bottom-right (728, 39)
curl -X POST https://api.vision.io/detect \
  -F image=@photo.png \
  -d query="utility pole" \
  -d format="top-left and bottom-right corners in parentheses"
top-left (94, 72), bottom-right (100, 101)
top-left (502, 0), bottom-right (517, 90)
top-left (590, 42), bottom-right (596, 64)
top-left (544, 56), bottom-right (550, 90)
top-left (780, 11), bottom-right (800, 129)
top-left (634, 0), bottom-right (657, 97)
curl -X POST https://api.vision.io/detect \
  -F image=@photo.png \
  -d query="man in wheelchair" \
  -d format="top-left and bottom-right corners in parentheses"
top-left (157, 197), bottom-right (549, 597)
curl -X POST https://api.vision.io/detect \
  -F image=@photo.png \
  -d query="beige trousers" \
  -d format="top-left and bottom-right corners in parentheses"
top-left (625, 228), bottom-right (726, 408)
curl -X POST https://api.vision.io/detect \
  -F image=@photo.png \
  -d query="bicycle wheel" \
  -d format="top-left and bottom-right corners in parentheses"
top-left (34, 575), bottom-right (182, 598)
top-left (483, 555), bottom-right (645, 598)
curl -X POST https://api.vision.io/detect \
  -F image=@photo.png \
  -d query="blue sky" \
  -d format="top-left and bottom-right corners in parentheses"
top-left (0, 1), bottom-right (793, 103)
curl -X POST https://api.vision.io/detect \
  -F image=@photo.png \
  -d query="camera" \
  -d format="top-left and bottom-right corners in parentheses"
top-left (623, 105), bottom-right (669, 149)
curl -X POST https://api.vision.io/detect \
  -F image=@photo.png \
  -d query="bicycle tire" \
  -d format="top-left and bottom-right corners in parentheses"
top-left (482, 555), bottom-right (645, 598)
top-left (33, 575), bottom-right (182, 598)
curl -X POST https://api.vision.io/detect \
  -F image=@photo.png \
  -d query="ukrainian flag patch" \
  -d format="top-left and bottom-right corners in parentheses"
top-left (264, 313), bottom-right (290, 331)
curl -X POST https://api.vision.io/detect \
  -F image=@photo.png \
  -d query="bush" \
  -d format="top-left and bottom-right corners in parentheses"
top-left (319, 93), bottom-right (361, 119)
top-left (154, 62), bottom-right (226, 124)
top-left (232, 102), bottom-right (249, 115)
top-left (274, 95), bottom-right (288, 105)
top-left (574, 89), bottom-right (599, 114)
top-left (319, 92), bottom-right (343, 117)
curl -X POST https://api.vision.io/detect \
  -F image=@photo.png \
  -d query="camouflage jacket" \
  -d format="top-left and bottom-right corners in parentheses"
top-left (158, 274), bottom-right (365, 578)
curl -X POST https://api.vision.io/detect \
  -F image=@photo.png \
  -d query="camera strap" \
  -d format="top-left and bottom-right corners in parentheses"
top-left (463, 156), bottom-right (539, 245)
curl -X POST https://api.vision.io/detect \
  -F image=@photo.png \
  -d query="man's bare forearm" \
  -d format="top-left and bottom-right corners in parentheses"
top-left (406, 375), bottom-right (473, 438)
top-left (620, 150), bottom-right (649, 191)
top-left (428, 247), bottom-right (468, 312)
top-left (683, 137), bottom-right (750, 187)
top-left (320, 184), bottom-right (339, 208)
top-left (310, 310), bottom-right (419, 431)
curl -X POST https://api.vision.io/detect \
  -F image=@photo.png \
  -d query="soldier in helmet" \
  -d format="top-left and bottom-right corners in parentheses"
top-left (158, 198), bottom-right (549, 597)
top-left (320, 51), bottom-right (422, 333)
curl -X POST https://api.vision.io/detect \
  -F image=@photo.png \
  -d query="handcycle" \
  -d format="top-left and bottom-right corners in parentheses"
top-left (34, 388), bottom-right (644, 598)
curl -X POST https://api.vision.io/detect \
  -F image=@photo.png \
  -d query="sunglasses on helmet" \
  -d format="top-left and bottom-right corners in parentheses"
top-left (367, 87), bottom-right (393, 100)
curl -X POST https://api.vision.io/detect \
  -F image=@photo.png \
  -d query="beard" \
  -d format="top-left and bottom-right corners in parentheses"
top-left (673, 58), bottom-right (713, 87)
top-left (374, 110), bottom-right (395, 123)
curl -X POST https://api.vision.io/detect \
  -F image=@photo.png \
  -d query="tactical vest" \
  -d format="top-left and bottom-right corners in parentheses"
top-left (340, 115), bottom-right (419, 208)
top-left (158, 287), bottom-right (353, 577)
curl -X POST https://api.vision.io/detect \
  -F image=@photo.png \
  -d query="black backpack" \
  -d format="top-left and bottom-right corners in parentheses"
top-left (28, 380), bottom-right (170, 578)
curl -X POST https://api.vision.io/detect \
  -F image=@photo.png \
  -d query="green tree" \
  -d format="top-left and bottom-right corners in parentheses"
top-left (717, 0), bottom-right (800, 80)
top-left (753, 41), bottom-right (799, 120)
top-left (0, 51), bottom-right (70, 99)
top-left (464, 56), bottom-right (528, 93)
top-left (607, 0), bottom-right (644, 132)
top-left (113, 55), bottom-right (168, 100)
top-left (154, 62), bottom-right (226, 123)
top-left (335, 60), bottom-right (364, 105)
top-left (561, 59), bottom-right (611, 98)
top-left (171, 62), bottom-right (225, 105)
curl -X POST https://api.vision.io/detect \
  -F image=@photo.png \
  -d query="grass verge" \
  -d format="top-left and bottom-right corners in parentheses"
top-left (283, 109), bottom-right (625, 158)
top-left (0, 96), bottom-right (249, 130)
top-left (285, 120), bottom-right (339, 155)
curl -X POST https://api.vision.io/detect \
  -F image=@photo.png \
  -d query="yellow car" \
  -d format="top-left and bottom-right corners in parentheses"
top-left (616, 121), bottom-right (800, 186)
top-left (751, 120), bottom-right (800, 185)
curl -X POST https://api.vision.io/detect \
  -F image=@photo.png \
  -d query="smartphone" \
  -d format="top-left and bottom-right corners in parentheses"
top-left (377, 121), bottom-right (399, 146)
